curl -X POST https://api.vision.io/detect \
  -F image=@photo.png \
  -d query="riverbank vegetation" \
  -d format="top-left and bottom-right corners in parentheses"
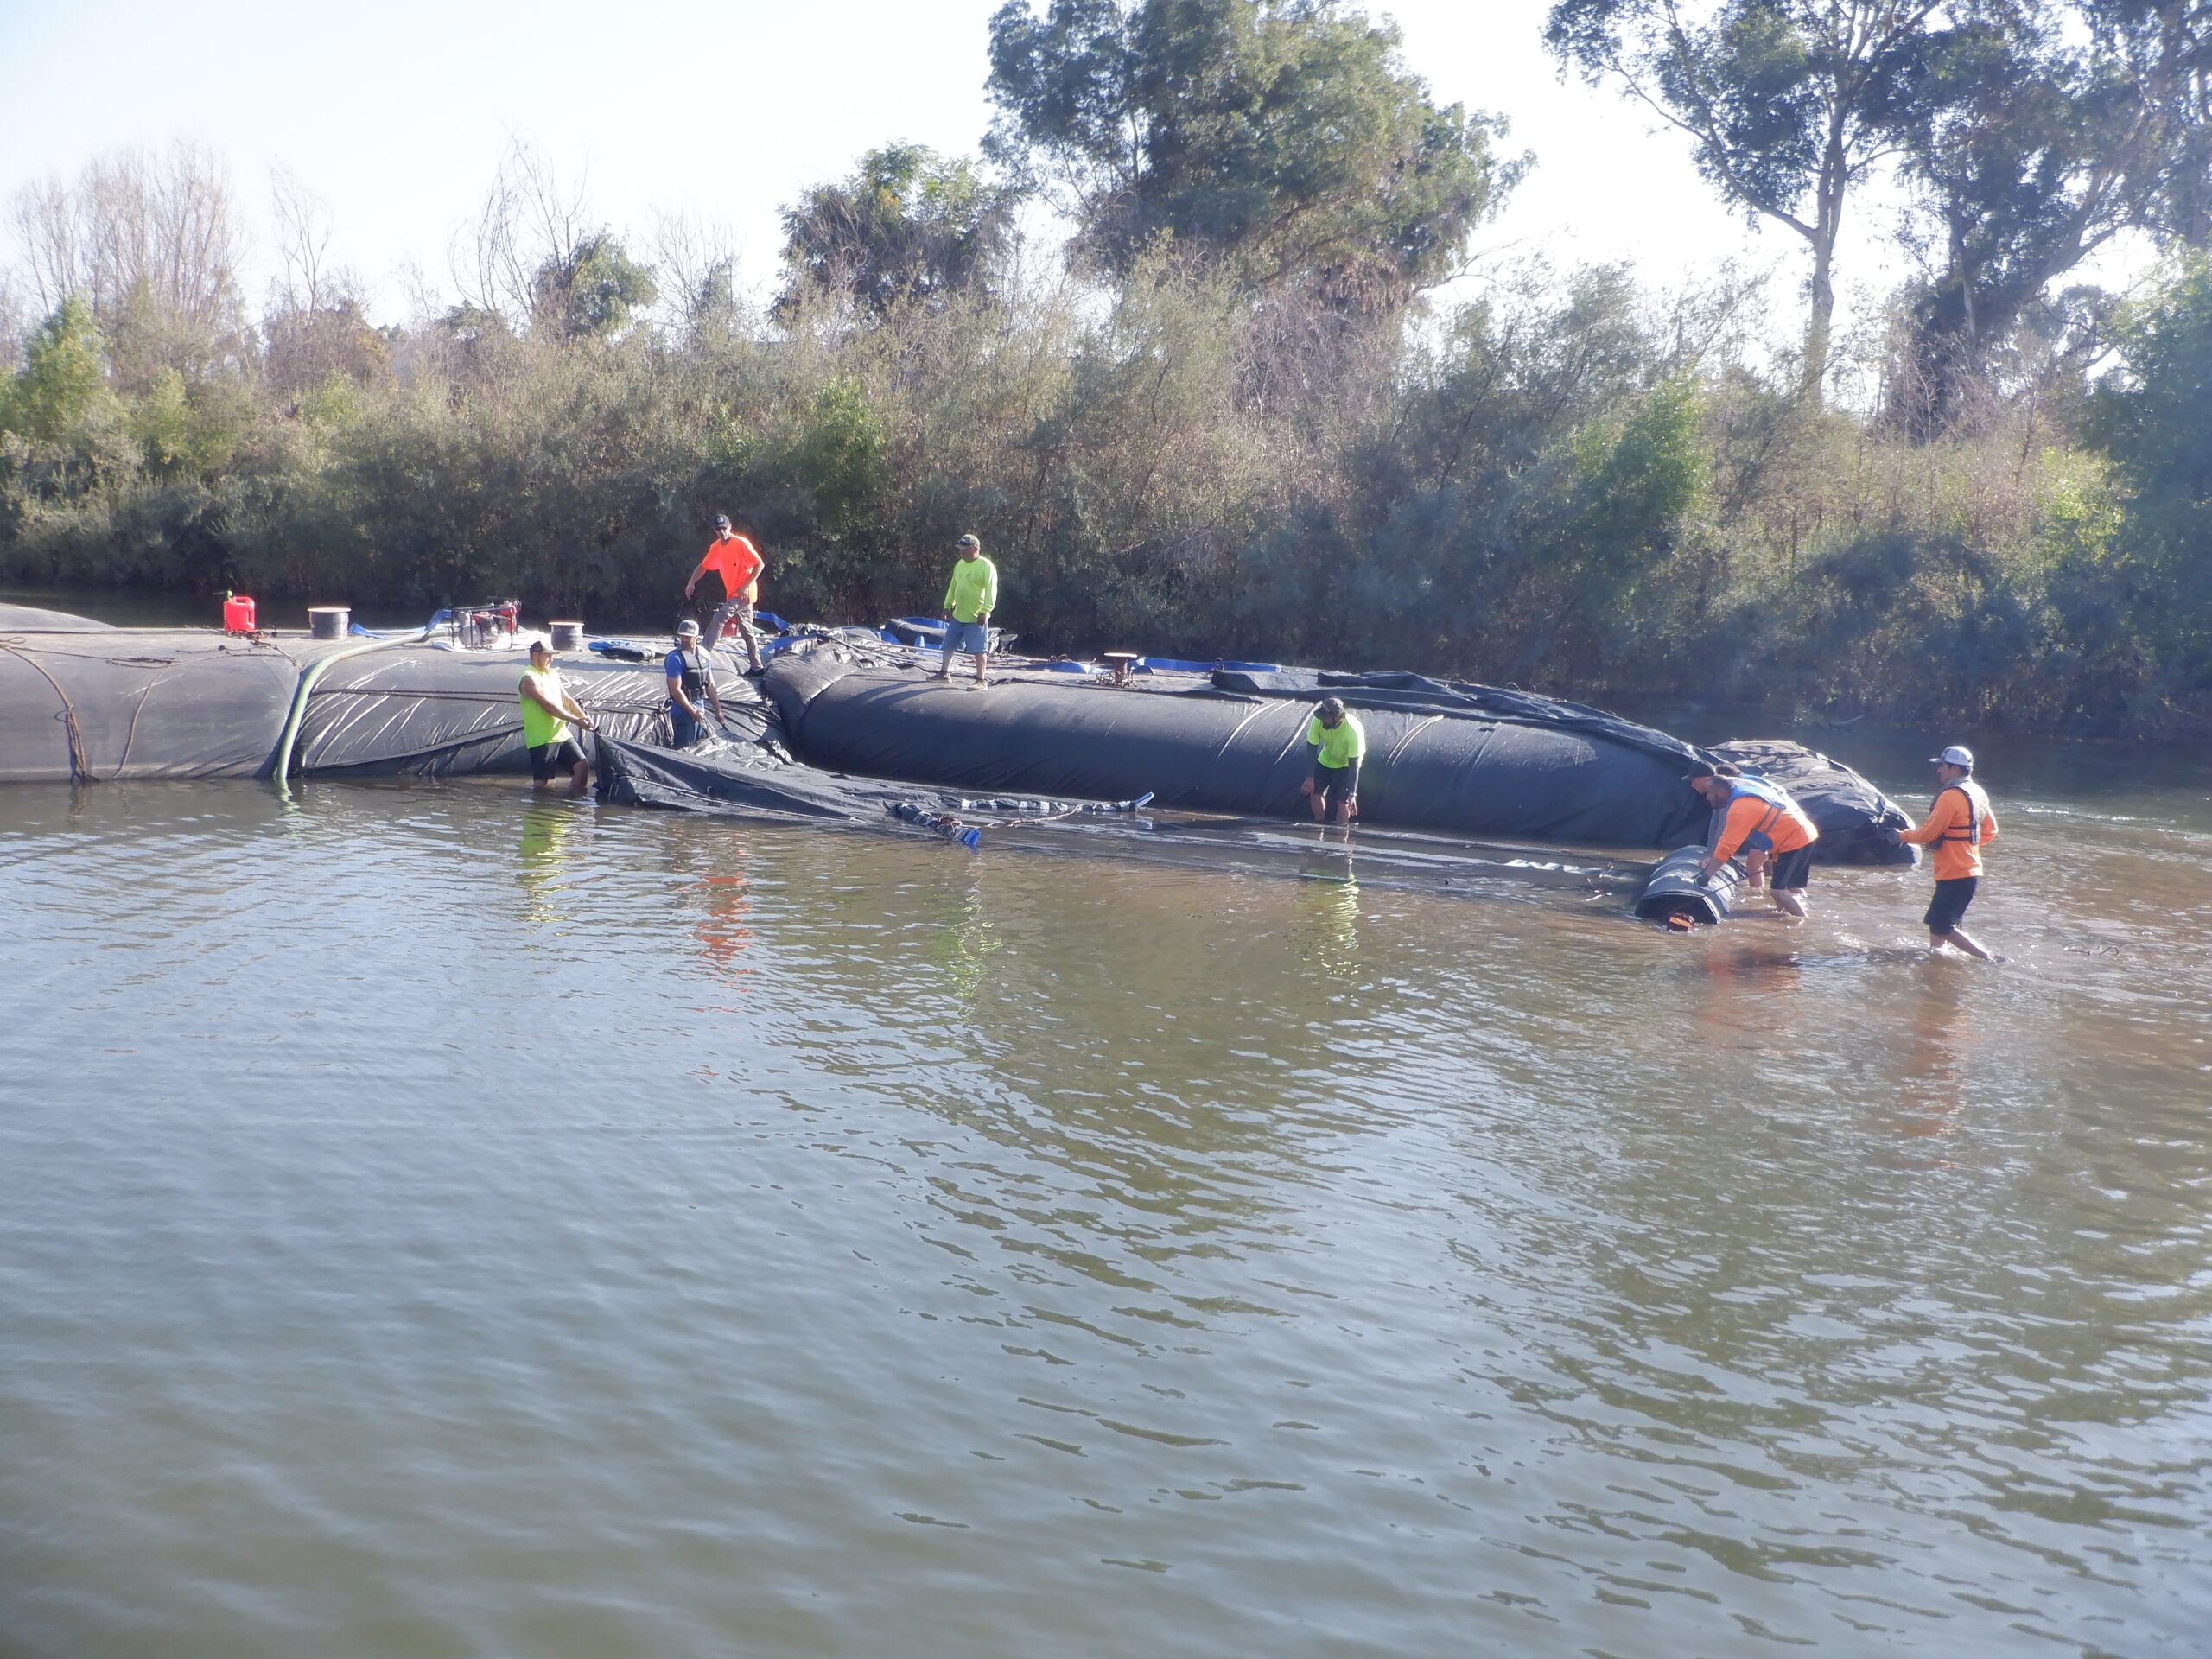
top-left (5, 0), bottom-right (2212, 732)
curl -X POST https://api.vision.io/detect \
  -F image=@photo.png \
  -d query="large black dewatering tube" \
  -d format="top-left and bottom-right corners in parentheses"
top-left (761, 652), bottom-right (1916, 861)
top-left (0, 608), bottom-right (1916, 909)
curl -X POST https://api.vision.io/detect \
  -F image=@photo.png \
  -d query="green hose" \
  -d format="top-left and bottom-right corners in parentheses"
top-left (269, 629), bottom-right (435, 785)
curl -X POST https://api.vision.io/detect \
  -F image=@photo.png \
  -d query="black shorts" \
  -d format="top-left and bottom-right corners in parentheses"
top-left (1923, 876), bottom-right (1979, 932)
top-left (1313, 759), bottom-right (1359, 808)
top-left (1767, 845), bottom-right (1814, 891)
top-left (530, 738), bottom-right (586, 781)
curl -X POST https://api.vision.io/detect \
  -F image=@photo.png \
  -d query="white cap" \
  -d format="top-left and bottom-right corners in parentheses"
top-left (1929, 744), bottom-right (1974, 767)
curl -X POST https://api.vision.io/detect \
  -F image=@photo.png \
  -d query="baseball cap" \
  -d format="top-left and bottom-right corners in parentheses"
top-left (676, 619), bottom-right (701, 637)
top-left (1317, 696), bottom-right (1346, 718)
top-left (714, 513), bottom-right (731, 528)
top-left (956, 533), bottom-right (981, 550)
top-left (1929, 745), bottom-right (1975, 767)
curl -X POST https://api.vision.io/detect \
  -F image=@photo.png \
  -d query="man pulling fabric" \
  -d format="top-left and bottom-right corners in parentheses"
top-left (1688, 761), bottom-right (1821, 918)
top-left (664, 620), bottom-right (724, 747)
top-left (518, 639), bottom-right (595, 794)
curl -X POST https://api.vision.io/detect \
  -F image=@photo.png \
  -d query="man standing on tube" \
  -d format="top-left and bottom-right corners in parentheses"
top-left (935, 533), bottom-right (998, 686)
top-left (683, 513), bottom-right (766, 674)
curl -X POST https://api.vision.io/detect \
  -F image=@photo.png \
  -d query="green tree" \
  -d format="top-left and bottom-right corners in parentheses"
top-left (1888, 7), bottom-right (2149, 434)
top-left (2085, 0), bottom-right (2212, 248)
top-left (1547, 0), bottom-right (1948, 395)
top-left (2083, 256), bottom-right (2212, 671)
top-left (779, 143), bottom-right (1019, 319)
top-left (530, 233), bottom-right (658, 340)
top-left (986, 0), bottom-right (1515, 304)
top-left (6, 293), bottom-right (112, 444)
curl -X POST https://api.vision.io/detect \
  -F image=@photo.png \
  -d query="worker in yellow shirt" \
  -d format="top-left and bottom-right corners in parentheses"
top-left (1302, 696), bottom-right (1365, 823)
top-left (935, 533), bottom-right (998, 685)
top-left (1887, 745), bottom-right (1999, 959)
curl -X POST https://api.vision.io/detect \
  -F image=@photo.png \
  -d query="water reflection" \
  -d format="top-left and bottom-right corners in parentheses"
top-left (516, 799), bottom-right (582, 922)
top-left (686, 869), bottom-right (754, 992)
top-left (925, 864), bottom-right (1002, 1006)
top-left (1292, 852), bottom-right (1359, 979)
top-left (1686, 939), bottom-right (1802, 1052)
top-left (1888, 962), bottom-right (1975, 1128)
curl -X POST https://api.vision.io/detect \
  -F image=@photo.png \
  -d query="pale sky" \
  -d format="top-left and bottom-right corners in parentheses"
top-left (0, 0), bottom-right (2154, 348)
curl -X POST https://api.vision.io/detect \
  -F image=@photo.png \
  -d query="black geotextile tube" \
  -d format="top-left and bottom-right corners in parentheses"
top-left (1634, 845), bottom-right (1744, 925)
top-left (0, 632), bottom-right (307, 782)
top-left (765, 655), bottom-right (1719, 849)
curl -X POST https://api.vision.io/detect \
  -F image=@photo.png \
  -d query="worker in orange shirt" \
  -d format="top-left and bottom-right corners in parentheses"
top-left (1887, 745), bottom-right (1999, 959)
top-left (683, 513), bottom-right (766, 673)
top-left (1687, 761), bottom-right (1821, 919)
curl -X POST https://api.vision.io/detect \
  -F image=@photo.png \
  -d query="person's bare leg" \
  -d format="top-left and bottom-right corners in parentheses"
top-left (935, 648), bottom-right (954, 681)
top-left (1935, 926), bottom-right (1995, 961)
top-left (569, 760), bottom-right (590, 797)
top-left (1774, 887), bottom-right (1808, 919)
top-left (1306, 785), bottom-right (1325, 821)
top-left (1332, 798), bottom-right (1353, 825)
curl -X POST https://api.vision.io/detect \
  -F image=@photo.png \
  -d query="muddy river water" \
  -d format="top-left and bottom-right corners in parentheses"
top-left (2, 727), bottom-right (2207, 1657)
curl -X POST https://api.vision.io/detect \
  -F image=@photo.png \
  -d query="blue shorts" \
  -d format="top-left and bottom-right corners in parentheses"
top-left (941, 619), bottom-right (988, 656)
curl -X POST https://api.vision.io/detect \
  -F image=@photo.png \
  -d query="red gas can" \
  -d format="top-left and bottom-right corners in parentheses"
top-left (222, 594), bottom-right (256, 633)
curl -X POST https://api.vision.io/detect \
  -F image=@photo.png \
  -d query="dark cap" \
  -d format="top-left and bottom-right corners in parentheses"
top-left (714, 513), bottom-right (732, 528)
top-left (1317, 696), bottom-right (1346, 718)
top-left (956, 533), bottom-right (981, 550)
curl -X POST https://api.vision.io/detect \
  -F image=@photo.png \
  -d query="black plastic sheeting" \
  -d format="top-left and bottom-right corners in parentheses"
top-left (764, 652), bottom-right (1912, 855)
top-left (291, 648), bottom-right (727, 776)
top-left (594, 731), bottom-right (926, 820)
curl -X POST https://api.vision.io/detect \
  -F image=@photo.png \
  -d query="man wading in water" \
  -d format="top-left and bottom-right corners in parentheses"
top-left (935, 533), bottom-right (997, 686)
top-left (1889, 745), bottom-right (2001, 959)
top-left (664, 620), bottom-right (724, 747)
top-left (682, 513), bottom-right (766, 674)
top-left (1302, 696), bottom-right (1365, 824)
top-left (518, 639), bottom-right (595, 795)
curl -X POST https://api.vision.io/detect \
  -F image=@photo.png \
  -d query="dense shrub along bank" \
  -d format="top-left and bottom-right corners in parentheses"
top-left (7, 251), bottom-right (2203, 734)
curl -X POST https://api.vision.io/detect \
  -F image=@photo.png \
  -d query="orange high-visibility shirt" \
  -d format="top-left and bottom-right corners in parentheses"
top-left (1710, 791), bottom-right (1817, 862)
top-left (702, 533), bottom-right (762, 603)
top-left (1900, 782), bottom-right (1998, 880)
